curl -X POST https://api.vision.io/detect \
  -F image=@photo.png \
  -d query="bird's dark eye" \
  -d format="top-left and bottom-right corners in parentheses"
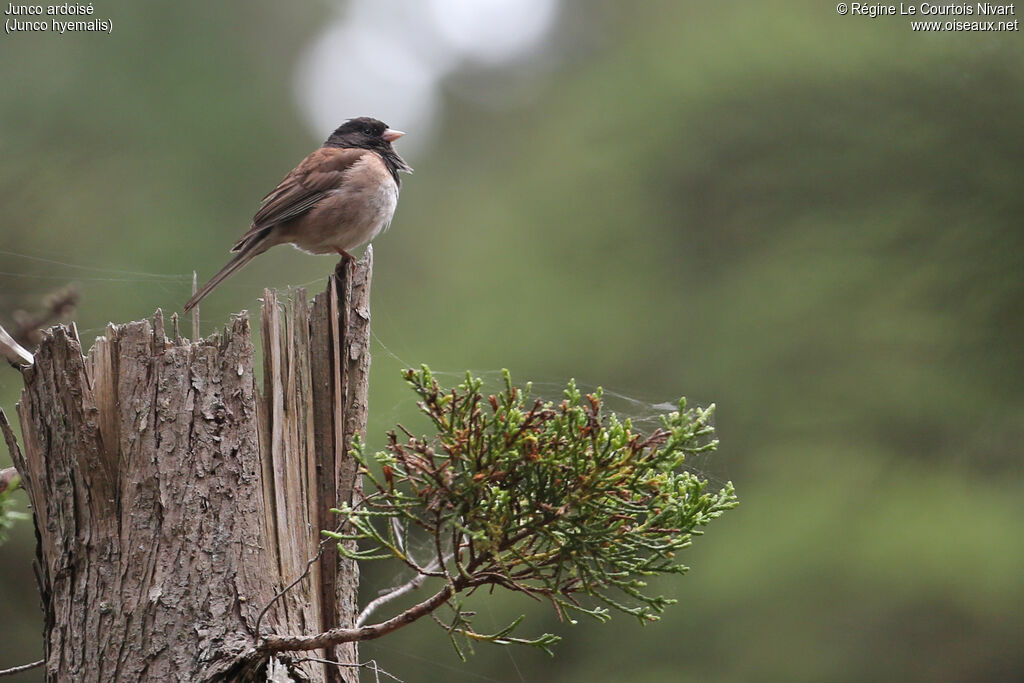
top-left (364, 127), bottom-right (374, 136)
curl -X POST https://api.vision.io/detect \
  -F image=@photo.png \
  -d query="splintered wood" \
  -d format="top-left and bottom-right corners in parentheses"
top-left (3, 250), bottom-right (372, 683)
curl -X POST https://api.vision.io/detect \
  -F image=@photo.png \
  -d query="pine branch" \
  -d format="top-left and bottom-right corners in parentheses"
top-left (232, 367), bottom-right (737, 670)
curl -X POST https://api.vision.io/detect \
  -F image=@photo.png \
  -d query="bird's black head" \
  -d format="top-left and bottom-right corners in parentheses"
top-left (324, 117), bottom-right (412, 183)
top-left (326, 117), bottom-right (390, 147)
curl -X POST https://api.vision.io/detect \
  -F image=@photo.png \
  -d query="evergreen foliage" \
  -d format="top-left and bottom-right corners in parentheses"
top-left (329, 368), bottom-right (737, 656)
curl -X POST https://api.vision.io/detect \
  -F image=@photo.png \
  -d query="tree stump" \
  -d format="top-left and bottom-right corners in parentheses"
top-left (0, 252), bottom-right (373, 682)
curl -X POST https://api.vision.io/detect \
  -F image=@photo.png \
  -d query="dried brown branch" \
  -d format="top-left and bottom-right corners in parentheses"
top-left (256, 581), bottom-right (459, 656)
top-left (0, 659), bottom-right (44, 677)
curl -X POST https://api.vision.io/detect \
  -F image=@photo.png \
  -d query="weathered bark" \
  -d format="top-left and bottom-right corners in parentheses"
top-left (2, 252), bottom-right (373, 682)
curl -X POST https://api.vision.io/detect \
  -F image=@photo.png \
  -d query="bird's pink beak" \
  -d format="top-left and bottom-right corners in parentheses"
top-left (381, 129), bottom-right (405, 142)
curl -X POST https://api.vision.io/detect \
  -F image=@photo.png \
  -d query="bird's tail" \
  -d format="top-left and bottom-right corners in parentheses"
top-left (183, 234), bottom-right (270, 312)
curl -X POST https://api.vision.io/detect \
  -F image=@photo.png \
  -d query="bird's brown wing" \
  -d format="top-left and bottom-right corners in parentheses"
top-left (230, 147), bottom-right (369, 252)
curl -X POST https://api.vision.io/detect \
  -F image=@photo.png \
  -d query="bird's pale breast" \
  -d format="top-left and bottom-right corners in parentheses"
top-left (287, 154), bottom-right (399, 255)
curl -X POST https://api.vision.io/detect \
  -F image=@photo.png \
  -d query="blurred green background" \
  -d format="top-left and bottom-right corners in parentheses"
top-left (2, 1), bottom-right (1023, 681)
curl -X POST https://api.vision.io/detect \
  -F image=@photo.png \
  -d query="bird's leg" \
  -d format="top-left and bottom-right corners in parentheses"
top-left (334, 247), bottom-right (355, 261)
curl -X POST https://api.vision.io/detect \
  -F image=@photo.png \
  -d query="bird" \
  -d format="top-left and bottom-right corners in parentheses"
top-left (184, 117), bottom-right (411, 312)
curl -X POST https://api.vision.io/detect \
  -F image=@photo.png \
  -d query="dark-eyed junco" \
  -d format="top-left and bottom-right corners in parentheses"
top-left (184, 117), bottom-right (411, 312)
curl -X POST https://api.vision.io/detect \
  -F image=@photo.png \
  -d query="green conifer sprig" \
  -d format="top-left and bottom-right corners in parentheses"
top-left (328, 367), bottom-right (737, 656)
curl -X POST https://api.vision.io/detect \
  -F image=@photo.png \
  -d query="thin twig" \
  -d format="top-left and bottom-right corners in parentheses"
top-left (391, 516), bottom-right (406, 555)
top-left (289, 657), bottom-right (404, 683)
top-left (191, 271), bottom-right (200, 341)
top-left (357, 552), bottom-right (453, 627)
top-left (0, 322), bottom-right (32, 367)
top-left (254, 536), bottom-right (332, 637)
top-left (254, 491), bottom-right (386, 636)
top-left (0, 659), bottom-right (44, 677)
top-left (257, 580), bottom-right (458, 655)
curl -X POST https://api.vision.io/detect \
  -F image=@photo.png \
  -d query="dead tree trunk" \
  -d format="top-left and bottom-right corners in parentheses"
top-left (0, 252), bottom-right (373, 682)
